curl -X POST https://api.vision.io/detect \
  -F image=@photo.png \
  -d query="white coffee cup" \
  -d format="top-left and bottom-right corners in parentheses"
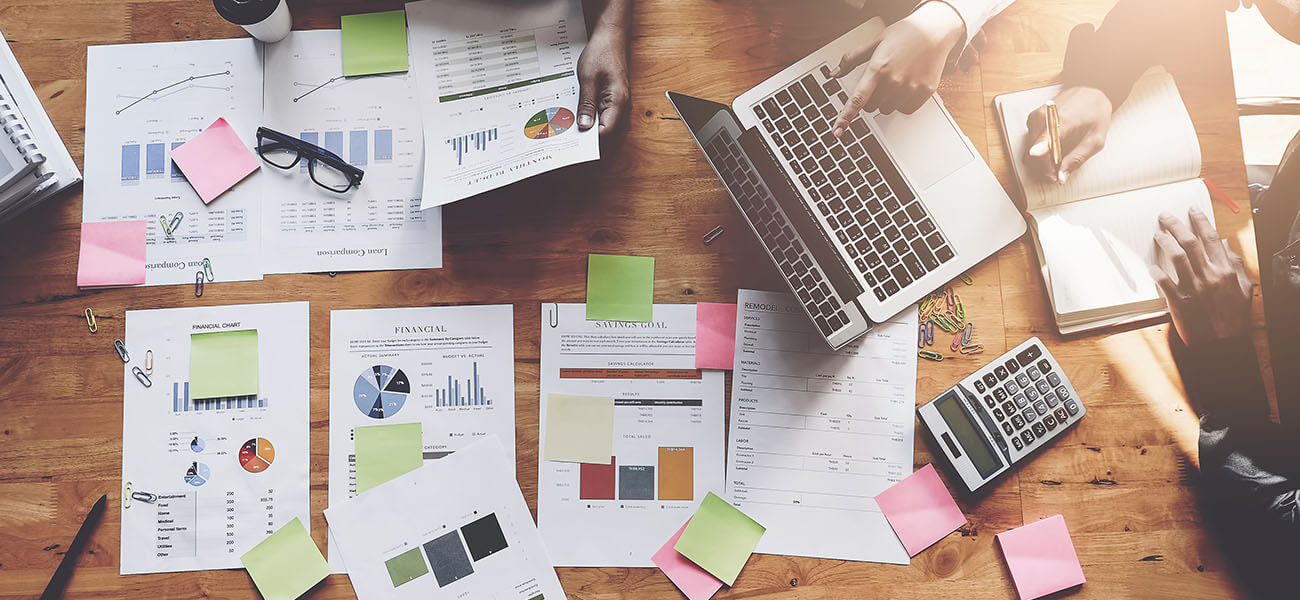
top-left (213, 0), bottom-right (292, 43)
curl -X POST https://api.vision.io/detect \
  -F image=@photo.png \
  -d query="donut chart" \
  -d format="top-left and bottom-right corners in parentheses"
top-left (239, 437), bottom-right (275, 473)
top-left (354, 365), bottom-right (410, 419)
top-left (523, 107), bottom-right (574, 140)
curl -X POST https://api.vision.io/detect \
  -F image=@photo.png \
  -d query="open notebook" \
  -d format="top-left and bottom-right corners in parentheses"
top-left (996, 69), bottom-right (1212, 333)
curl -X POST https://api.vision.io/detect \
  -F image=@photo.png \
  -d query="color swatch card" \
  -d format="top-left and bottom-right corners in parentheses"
top-left (652, 519), bottom-right (724, 600)
top-left (694, 302), bottom-right (737, 370)
top-left (874, 464), bottom-right (966, 556)
top-left (674, 493), bottom-right (765, 586)
top-left (543, 393), bottom-right (614, 463)
top-left (997, 515), bottom-right (1086, 599)
top-left (325, 437), bottom-right (565, 600)
top-left (76, 220), bottom-right (146, 288)
top-left (341, 10), bottom-right (409, 76)
top-left (190, 329), bottom-right (260, 400)
top-left (354, 422), bottom-right (423, 493)
top-left (586, 254), bottom-right (654, 322)
top-left (170, 117), bottom-right (260, 205)
top-left (241, 517), bottom-right (329, 600)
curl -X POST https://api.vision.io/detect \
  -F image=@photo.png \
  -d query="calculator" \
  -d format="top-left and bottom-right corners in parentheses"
top-left (917, 337), bottom-right (1085, 493)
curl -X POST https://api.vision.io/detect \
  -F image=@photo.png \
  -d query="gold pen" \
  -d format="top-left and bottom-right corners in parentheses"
top-left (1045, 100), bottom-right (1062, 172)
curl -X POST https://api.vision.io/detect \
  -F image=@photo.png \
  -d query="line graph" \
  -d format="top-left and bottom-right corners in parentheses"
top-left (115, 71), bottom-right (232, 115)
top-left (292, 76), bottom-right (345, 103)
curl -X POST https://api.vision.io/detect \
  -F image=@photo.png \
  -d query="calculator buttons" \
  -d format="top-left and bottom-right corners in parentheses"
top-left (1014, 394), bottom-right (1028, 408)
top-left (1033, 400), bottom-right (1048, 415)
top-left (1015, 344), bottom-right (1043, 366)
top-left (1054, 407), bottom-right (1069, 423)
top-left (1011, 414), bottom-right (1025, 429)
top-left (975, 379), bottom-right (986, 393)
top-left (1002, 421), bottom-right (1014, 435)
top-left (1047, 372), bottom-right (1061, 387)
top-left (1028, 366), bottom-right (1042, 380)
top-left (1022, 407), bottom-right (1037, 422)
top-left (1036, 380), bottom-right (1052, 395)
top-left (983, 373), bottom-right (998, 389)
top-left (1020, 430), bottom-right (1035, 444)
top-left (1011, 436), bottom-right (1023, 451)
top-left (1055, 386), bottom-right (1070, 401)
top-left (1032, 422), bottom-right (1047, 437)
top-left (1044, 414), bottom-right (1058, 430)
top-left (1001, 401), bottom-right (1017, 415)
top-left (1006, 358), bottom-right (1020, 373)
top-left (994, 366), bottom-right (1009, 381)
top-left (1046, 392), bottom-right (1059, 408)
top-left (994, 407), bottom-right (1005, 420)
top-left (1065, 399), bottom-right (1080, 415)
top-left (1025, 387), bottom-right (1039, 402)
top-left (1038, 359), bottom-right (1053, 373)
top-left (1005, 381), bottom-right (1019, 395)
top-left (993, 388), bottom-right (1008, 402)
top-left (984, 395), bottom-right (996, 409)
top-left (1015, 373), bottom-right (1030, 388)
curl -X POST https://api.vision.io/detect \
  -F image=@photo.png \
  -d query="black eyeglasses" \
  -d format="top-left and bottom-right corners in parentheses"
top-left (256, 126), bottom-right (364, 193)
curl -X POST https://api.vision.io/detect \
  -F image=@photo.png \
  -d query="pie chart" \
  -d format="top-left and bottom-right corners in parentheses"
top-left (185, 462), bottom-right (210, 487)
top-left (354, 365), bottom-right (411, 419)
top-left (523, 107), bottom-right (575, 140)
top-left (239, 437), bottom-right (275, 473)
top-left (190, 436), bottom-right (204, 453)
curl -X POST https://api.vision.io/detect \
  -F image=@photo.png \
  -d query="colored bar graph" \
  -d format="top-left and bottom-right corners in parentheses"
top-left (324, 131), bottom-right (344, 156)
top-left (121, 144), bottom-right (140, 182)
top-left (580, 458), bottom-right (617, 500)
top-left (446, 128), bottom-right (498, 166)
top-left (434, 361), bottom-right (492, 407)
top-left (349, 130), bottom-right (368, 166)
top-left (658, 447), bottom-right (694, 501)
top-left (375, 129), bottom-right (393, 161)
top-left (171, 142), bottom-right (186, 181)
top-left (146, 143), bottom-right (166, 176)
top-left (173, 381), bottom-right (267, 412)
top-left (299, 132), bottom-right (319, 171)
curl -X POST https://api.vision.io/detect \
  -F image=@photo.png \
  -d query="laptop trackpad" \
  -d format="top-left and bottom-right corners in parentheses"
top-left (871, 97), bottom-right (973, 190)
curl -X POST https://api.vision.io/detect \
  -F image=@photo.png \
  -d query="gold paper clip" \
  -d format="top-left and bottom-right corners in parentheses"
top-left (918, 324), bottom-right (927, 348)
top-left (132, 366), bottom-right (152, 387)
top-left (159, 214), bottom-right (173, 237)
top-left (85, 308), bottom-right (97, 333)
top-left (202, 257), bottom-right (214, 282)
top-left (114, 338), bottom-right (130, 363)
top-left (144, 350), bottom-right (154, 374)
top-left (918, 349), bottom-right (944, 362)
top-left (959, 344), bottom-right (985, 355)
top-left (703, 225), bottom-right (725, 245)
top-left (960, 273), bottom-right (974, 286)
top-left (194, 272), bottom-right (204, 297)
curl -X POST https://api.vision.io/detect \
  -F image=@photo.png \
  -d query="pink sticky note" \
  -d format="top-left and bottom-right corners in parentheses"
top-left (874, 464), bottom-right (966, 556)
top-left (996, 515), bottom-right (1086, 600)
top-left (170, 117), bottom-right (259, 204)
top-left (76, 220), bottom-right (146, 288)
top-left (695, 303), bottom-right (738, 370)
top-left (652, 519), bottom-right (724, 600)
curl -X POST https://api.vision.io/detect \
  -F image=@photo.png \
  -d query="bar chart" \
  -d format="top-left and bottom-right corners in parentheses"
top-left (578, 446), bottom-right (694, 501)
top-left (446, 128), bottom-right (498, 166)
top-left (172, 381), bottom-right (268, 412)
top-left (434, 361), bottom-right (494, 407)
top-left (298, 128), bottom-right (394, 167)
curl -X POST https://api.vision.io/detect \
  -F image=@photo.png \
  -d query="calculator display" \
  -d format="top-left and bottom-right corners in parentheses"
top-left (935, 392), bottom-right (1002, 478)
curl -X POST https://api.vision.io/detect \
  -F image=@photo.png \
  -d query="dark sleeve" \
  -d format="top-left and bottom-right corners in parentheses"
top-left (1058, 0), bottom-right (1218, 107)
top-left (1172, 334), bottom-right (1300, 536)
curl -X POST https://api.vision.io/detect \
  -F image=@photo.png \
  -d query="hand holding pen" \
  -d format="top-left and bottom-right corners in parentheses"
top-left (1024, 86), bottom-right (1114, 184)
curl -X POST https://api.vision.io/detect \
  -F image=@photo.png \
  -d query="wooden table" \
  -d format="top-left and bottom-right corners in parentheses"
top-left (0, 0), bottom-right (1263, 598)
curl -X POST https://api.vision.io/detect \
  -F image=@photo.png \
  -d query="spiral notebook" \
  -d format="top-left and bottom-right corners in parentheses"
top-left (995, 69), bottom-right (1212, 334)
top-left (0, 32), bottom-right (81, 224)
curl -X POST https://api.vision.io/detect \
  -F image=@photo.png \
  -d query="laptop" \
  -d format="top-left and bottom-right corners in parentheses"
top-left (668, 18), bottom-right (1025, 349)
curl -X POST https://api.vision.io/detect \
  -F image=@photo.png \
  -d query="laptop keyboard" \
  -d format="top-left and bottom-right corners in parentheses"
top-left (705, 129), bottom-right (852, 337)
top-left (753, 65), bottom-right (954, 302)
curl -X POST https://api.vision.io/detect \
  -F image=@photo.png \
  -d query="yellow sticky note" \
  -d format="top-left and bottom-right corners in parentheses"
top-left (355, 422), bottom-right (423, 493)
top-left (544, 394), bottom-right (614, 463)
top-left (190, 329), bottom-right (258, 399)
top-left (240, 517), bottom-right (329, 600)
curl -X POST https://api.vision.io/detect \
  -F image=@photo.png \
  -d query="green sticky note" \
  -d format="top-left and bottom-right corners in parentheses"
top-left (543, 394), bottom-right (614, 463)
top-left (341, 10), bottom-right (409, 76)
top-left (240, 517), bottom-right (329, 600)
top-left (586, 254), bottom-right (654, 322)
top-left (190, 329), bottom-right (258, 400)
top-left (355, 422), bottom-right (423, 493)
top-left (673, 492), bottom-right (766, 586)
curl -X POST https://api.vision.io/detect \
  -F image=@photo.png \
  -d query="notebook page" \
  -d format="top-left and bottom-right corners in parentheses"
top-left (1000, 69), bottom-right (1201, 211)
top-left (1031, 179), bottom-right (1212, 317)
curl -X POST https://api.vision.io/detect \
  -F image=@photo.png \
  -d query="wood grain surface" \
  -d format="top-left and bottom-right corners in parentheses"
top-left (0, 0), bottom-right (1263, 598)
